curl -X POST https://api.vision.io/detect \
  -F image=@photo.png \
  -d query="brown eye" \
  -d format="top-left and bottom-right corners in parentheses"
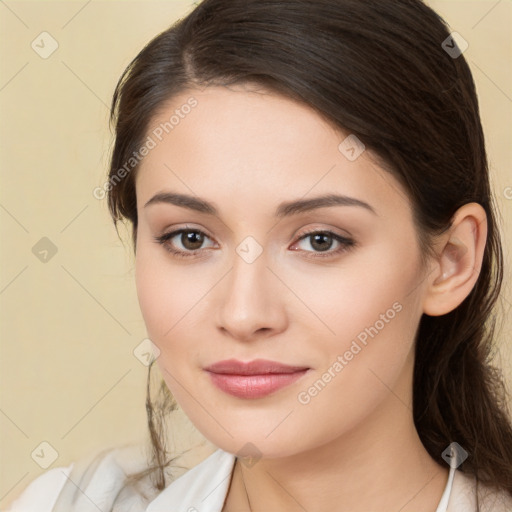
top-left (309, 233), bottom-right (334, 252)
top-left (154, 228), bottom-right (216, 258)
top-left (291, 230), bottom-right (356, 259)
top-left (180, 230), bottom-right (205, 250)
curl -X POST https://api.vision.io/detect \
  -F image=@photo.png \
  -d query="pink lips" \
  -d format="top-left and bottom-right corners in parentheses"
top-left (204, 359), bottom-right (310, 399)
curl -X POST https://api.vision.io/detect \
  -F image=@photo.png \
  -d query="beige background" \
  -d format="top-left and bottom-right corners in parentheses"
top-left (0, 0), bottom-right (511, 508)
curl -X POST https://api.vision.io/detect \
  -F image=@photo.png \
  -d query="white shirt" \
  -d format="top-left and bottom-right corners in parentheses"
top-left (5, 446), bottom-right (512, 512)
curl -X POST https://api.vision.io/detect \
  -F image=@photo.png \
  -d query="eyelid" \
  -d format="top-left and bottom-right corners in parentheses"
top-left (294, 224), bottom-right (352, 241)
top-left (158, 224), bottom-right (217, 244)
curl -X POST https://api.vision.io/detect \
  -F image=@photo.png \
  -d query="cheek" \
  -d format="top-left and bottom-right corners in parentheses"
top-left (135, 239), bottom-right (196, 344)
top-left (135, 251), bottom-right (168, 341)
top-left (281, 239), bottom-right (423, 347)
top-left (288, 240), bottom-right (423, 404)
top-left (134, 234), bottom-right (221, 376)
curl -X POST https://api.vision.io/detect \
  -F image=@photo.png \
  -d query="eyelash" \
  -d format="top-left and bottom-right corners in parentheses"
top-left (153, 227), bottom-right (356, 260)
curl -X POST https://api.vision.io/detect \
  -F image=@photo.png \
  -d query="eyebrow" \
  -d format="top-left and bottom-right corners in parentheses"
top-left (144, 192), bottom-right (377, 217)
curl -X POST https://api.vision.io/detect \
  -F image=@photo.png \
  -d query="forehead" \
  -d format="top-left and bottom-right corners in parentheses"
top-left (135, 85), bottom-right (412, 220)
top-left (142, 84), bottom-right (343, 170)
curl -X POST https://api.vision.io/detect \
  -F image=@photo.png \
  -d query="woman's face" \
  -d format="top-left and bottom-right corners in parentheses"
top-left (134, 84), bottom-right (431, 458)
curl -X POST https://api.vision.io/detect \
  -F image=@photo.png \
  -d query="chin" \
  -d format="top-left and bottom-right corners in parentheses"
top-left (189, 418), bottom-right (313, 460)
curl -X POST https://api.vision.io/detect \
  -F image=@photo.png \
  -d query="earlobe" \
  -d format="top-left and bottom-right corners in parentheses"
top-left (422, 203), bottom-right (487, 317)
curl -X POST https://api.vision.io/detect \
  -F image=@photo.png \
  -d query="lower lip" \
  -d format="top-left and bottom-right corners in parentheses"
top-left (206, 370), bottom-right (309, 399)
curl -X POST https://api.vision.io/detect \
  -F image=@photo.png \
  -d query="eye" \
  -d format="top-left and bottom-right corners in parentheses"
top-left (153, 228), bottom-right (216, 258)
top-left (290, 230), bottom-right (356, 258)
top-left (154, 227), bottom-right (356, 260)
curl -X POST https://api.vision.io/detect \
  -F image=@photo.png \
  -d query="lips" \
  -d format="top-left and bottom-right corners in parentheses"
top-left (204, 358), bottom-right (309, 375)
top-left (204, 359), bottom-right (310, 399)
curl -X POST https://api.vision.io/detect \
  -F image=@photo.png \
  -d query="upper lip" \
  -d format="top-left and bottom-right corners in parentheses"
top-left (204, 359), bottom-right (309, 375)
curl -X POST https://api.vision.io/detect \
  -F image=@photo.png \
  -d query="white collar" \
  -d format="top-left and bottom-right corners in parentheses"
top-left (436, 463), bottom-right (456, 512)
top-left (145, 449), bottom-right (457, 512)
top-left (146, 449), bottom-right (236, 512)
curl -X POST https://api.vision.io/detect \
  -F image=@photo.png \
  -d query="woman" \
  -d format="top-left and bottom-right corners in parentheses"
top-left (7, 0), bottom-right (512, 511)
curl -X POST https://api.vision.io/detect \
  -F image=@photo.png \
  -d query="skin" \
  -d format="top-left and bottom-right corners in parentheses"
top-left (134, 84), bottom-right (487, 512)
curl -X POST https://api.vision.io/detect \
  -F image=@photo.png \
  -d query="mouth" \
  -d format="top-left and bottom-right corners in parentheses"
top-left (203, 359), bottom-right (310, 399)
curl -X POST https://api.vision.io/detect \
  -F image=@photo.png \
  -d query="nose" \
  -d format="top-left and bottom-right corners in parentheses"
top-left (215, 249), bottom-right (288, 342)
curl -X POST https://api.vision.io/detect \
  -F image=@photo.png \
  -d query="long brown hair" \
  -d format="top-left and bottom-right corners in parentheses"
top-left (105, 0), bottom-right (512, 501)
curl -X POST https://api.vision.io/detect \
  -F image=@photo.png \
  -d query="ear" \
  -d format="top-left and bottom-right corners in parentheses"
top-left (422, 202), bottom-right (488, 317)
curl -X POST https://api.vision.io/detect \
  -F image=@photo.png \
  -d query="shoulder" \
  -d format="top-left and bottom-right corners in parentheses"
top-left (448, 469), bottom-right (512, 512)
top-left (3, 464), bottom-right (74, 512)
top-left (4, 444), bottom-right (152, 512)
